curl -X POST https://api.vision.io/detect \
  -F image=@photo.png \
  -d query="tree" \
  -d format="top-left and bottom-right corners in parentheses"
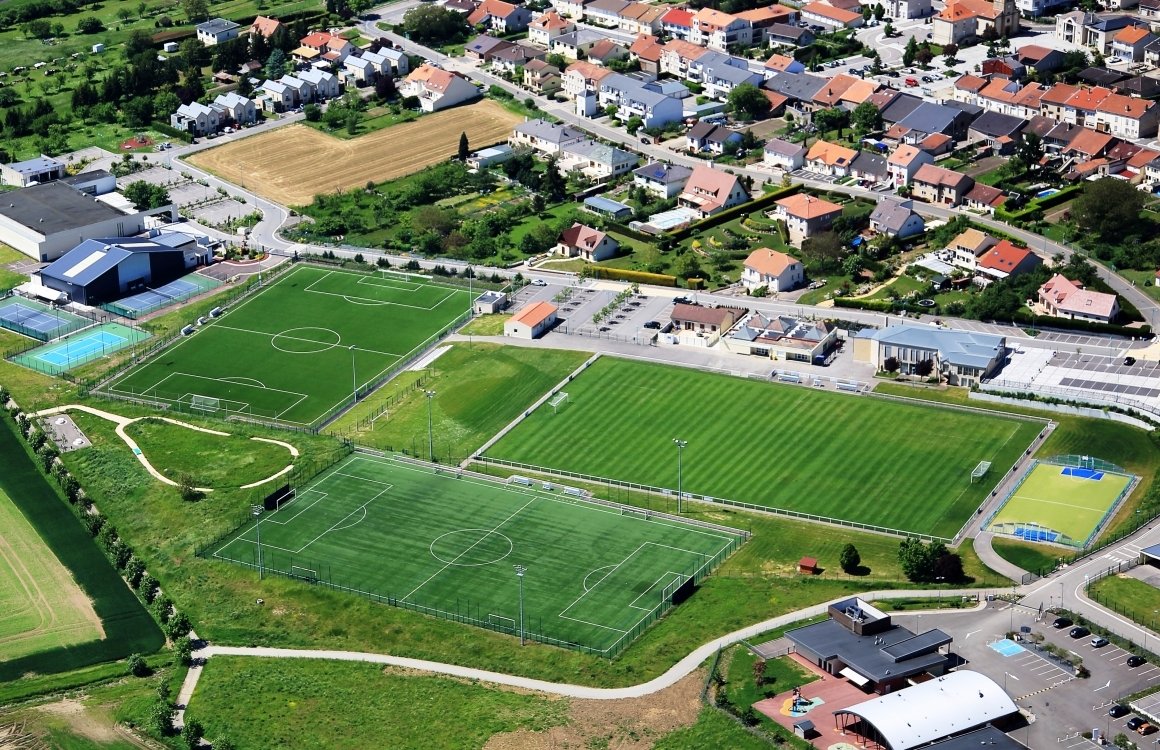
top-left (678, 253), bottom-right (703, 280)
top-left (181, 719), bottom-right (204, 750)
top-left (77, 16), bottom-right (105, 33)
top-left (625, 115), bottom-right (643, 134)
top-left (265, 48), bottom-right (287, 80)
top-left (215, 739), bottom-right (237, 750)
top-left (128, 653), bottom-right (150, 677)
top-left (123, 181), bottom-right (171, 210)
top-left (942, 43), bottom-right (958, 59)
top-left (898, 537), bottom-right (930, 581)
top-left (753, 658), bottom-right (767, 686)
top-left (150, 700), bottom-right (175, 736)
top-left (1073, 178), bottom-right (1146, 240)
top-left (873, 3), bottom-right (886, 20)
top-left (1009, 132), bottom-right (1043, 175)
top-left (882, 20), bottom-right (893, 38)
top-left (851, 100), bottom-right (882, 136)
top-left (403, 5), bottom-right (468, 45)
top-left (903, 35), bottom-right (918, 66)
top-left (728, 82), bottom-right (770, 120)
top-left (914, 46), bottom-right (933, 66)
top-left (374, 74), bottom-right (396, 101)
top-left (883, 356), bottom-right (899, 373)
top-left (813, 107), bottom-right (849, 138)
top-left (182, 0), bottom-right (208, 22)
top-left (839, 543), bottom-right (861, 574)
top-left (861, 4), bottom-right (872, 21)
top-left (22, 19), bottom-right (52, 39)
top-left (303, 102), bottom-right (322, 121)
top-left (542, 157), bottom-right (566, 202)
top-left (914, 358), bottom-right (934, 377)
top-left (457, 130), bottom-right (469, 161)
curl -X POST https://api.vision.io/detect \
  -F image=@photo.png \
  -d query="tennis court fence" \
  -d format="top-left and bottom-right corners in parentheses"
top-left (0, 291), bottom-right (104, 343)
top-left (99, 275), bottom-right (221, 319)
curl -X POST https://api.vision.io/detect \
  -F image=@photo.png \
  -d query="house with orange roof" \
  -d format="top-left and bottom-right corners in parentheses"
top-left (805, 140), bottom-right (858, 177)
top-left (295, 31), bottom-right (353, 64)
top-left (886, 144), bottom-right (934, 188)
top-left (840, 79), bottom-right (880, 107)
top-left (947, 228), bottom-right (998, 271)
top-left (562, 60), bottom-right (614, 98)
top-left (911, 163), bottom-right (974, 206)
top-left (773, 193), bottom-right (844, 247)
top-left (1064, 127), bottom-right (1117, 160)
top-left (800, 1), bottom-right (864, 29)
top-left (1058, 85), bottom-right (1112, 125)
top-left (976, 240), bottom-right (1042, 280)
top-left (1014, 44), bottom-right (1065, 73)
top-left (742, 248), bottom-right (805, 292)
top-left (952, 74), bottom-right (988, 105)
top-left (1037, 275), bottom-right (1119, 323)
top-left (399, 65), bottom-right (481, 112)
top-left (529, 11), bottom-right (575, 46)
top-left (659, 7), bottom-right (695, 40)
top-left (678, 165), bottom-right (750, 218)
top-left (932, 0), bottom-right (1018, 46)
top-left (811, 74), bottom-right (859, 107)
top-left (468, 0), bottom-right (533, 32)
top-left (504, 301), bottom-right (559, 339)
top-left (1093, 92), bottom-right (1159, 138)
top-left (249, 15), bottom-right (283, 40)
top-left (737, 5), bottom-right (799, 42)
top-left (765, 53), bottom-right (805, 74)
top-left (628, 34), bottom-right (663, 75)
top-left (690, 7), bottom-right (753, 51)
top-left (1111, 25), bottom-right (1156, 61)
top-left (1039, 83), bottom-right (1079, 121)
top-left (659, 39), bottom-right (711, 78)
top-left (617, 3), bottom-right (667, 35)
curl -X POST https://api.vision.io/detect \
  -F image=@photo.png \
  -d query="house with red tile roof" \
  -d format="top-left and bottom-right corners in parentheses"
top-left (911, 163), bottom-right (974, 206)
top-left (737, 5), bottom-right (798, 42)
top-left (659, 39), bottom-right (711, 78)
top-left (773, 193), bottom-right (844, 247)
top-left (562, 60), bottom-right (614, 98)
top-left (1064, 127), bottom-right (1117, 159)
top-left (1039, 83), bottom-right (1079, 120)
top-left (805, 140), bottom-right (858, 177)
top-left (250, 15), bottom-right (283, 40)
top-left (1093, 93), bottom-right (1159, 139)
top-left (887, 144), bottom-right (934, 188)
top-left (628, 34), bottom-right (663, 74)
top-left (765, 53), bottom-right (805, 73)
top-left (691, 7), bottom-right (753, 51)
top-left (554, 223), bottom-right (619, 262)
top-left (1037, 274), bottom-right (1119, 323)
top-left (529, 11), bottom-right (575, 46)
top-left (963, 183), bottom-right (1006, 214)
top-left (399, 65), bottom-right (481, 112)
top-left (742, 248), bottom-right (805, 292)
top-left (468, 0), bottom-right (533, 32)
top-left (295, 31), bottom-right (353, 63)
top-left (976, 240), bottom-right (1041, 279)
top-left (659, 7), bottom-right (695, 40)
top-left (800, 1), bottom-right (864, 29)
top-left (933, 0), bottom-right (1018, 46)
top-left (678, 165), bottom-right (750, 218)
top-left (1111, 25), bottom-right (1155, 61)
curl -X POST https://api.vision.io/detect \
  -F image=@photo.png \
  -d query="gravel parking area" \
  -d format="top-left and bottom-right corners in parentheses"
top-left (190, 200), bottom-right (251, 225)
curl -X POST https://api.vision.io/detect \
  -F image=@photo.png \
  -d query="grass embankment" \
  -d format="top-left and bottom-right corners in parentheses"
top-left (1089, 576), bottom-right (1160, 630)
top-left (124, 417), bottom-right (294, 489)
top-left (991, 538), bottom-right (1065, 576)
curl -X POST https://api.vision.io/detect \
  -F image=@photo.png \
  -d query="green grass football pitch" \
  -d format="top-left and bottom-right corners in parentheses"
top-left (485, 358), bottom-right (1045, 539)
top-left (209, 454), bottom-right (745, 655)
top-left (106, 266), bottom-right (472, 426)
top-left (987, 462), bottom-right (1134, 545)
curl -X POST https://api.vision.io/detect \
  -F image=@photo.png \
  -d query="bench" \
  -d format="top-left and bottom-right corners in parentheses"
top-left (510, 475), bottom-right (533, 486)
top-left (563, 486), bottom-right (583, 497)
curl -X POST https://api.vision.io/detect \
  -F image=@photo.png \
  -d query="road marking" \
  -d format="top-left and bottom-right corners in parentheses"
top-left (1094, 680), bottom-right (1111, 691)
top-left (966, 629), bottom-right (980, 639)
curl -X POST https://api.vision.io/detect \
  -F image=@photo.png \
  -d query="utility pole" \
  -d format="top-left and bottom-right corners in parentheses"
top-left (251, 504), bottom-right (264, 580)
top-left (514, 565), bottom-right (527, 646)
top-left (673, 439), bottom-right (687, 514)
top-left (425, 390), bottom-right (436, 462)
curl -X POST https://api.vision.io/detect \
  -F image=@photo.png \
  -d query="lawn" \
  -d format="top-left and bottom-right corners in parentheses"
top-left (186, 656), bottom-right (566, 750)
top-left (1089, 576), bottom-right (1160, 633)
top-left (991, 537), bottom-right (1062, 576)
top-left (655, 707), bottom-right (785, 750)
top-left (0, 482), bottom-right (103, 662)
top-left (106, 265), bottom-right (473, 426)
top-left (865, 274), bottom-right (929, 301)
top-left (1119, 269), bottom-right (1160, 303)
top-left (487, 357), bottom-right (1043, 539)
top-left (123, 416), bottom-right (296, 489)
top-left (458, 314), bottom-right (508, 335)
top-left (725, 648), bottom-right (815, 717)
top-left (209, 453), bottom-right (746, 655)
top-left (0, 243), bottom-right (28, 292)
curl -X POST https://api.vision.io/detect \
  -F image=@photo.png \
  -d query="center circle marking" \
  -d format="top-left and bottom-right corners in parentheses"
top-left (430, 528), bottom-right (514, 567)
top-left (270, 327), bottom-right (342, 354)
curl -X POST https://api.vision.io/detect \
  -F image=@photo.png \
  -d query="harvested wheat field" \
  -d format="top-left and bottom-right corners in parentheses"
top-left (187, 100), bottom-right (522, 206)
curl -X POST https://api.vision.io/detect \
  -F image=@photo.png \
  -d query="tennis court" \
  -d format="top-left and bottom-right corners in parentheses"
top-left (101, 274), bottom-right (220, 319)
top-left (986, 457), bottom-right (1136, 548)
top-left (11, 323), bottom-right (151, 374)
top-left (0, 297), bottom-right (89, 341)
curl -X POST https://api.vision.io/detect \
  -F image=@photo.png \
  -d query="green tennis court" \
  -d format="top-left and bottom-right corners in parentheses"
top-left (11, 323), bottom-right (151, 374)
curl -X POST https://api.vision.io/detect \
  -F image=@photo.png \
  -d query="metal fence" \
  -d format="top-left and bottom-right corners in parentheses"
top-left (555, 325), bottom-right (655, 346)
top-left (981, 378), bottom-right (1160, 424)
top-left (475, 455), bottom-right (954, 543)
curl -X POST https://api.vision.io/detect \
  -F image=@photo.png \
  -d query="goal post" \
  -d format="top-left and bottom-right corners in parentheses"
top-left (190, 394), bottom-right (221, 413)
top-left (549, 391), bottom-right (569, 415)
top-left (971, 461), bottom-right (992, 484)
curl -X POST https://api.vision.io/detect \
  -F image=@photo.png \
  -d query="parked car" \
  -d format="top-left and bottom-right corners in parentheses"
top-left (1091, 636), bottom-right (1109, 648)
top-left (1128, 655), bottom-right (1147, 667)
top-left (530, 279), bottom-right (548, 287)
top-left (643, 321), bottom-right (661, 329)
top-left (1125, 356), bottom-right (1137, 365)
top-left (905, 77), bottom-right (918, 87)
top-left (1139, 723), bottom-right (1157, 736)
top-left (1110, 704), bottom-right (1131, 717)
top-left (673, 296), bottom-right (691, 304)
top-left (1069, 626), bottom-right (1090, 638)
top-left (1128, 717), bottom-right (1147, 731)
top-left (1052, 617), bottom-right (1072, 629)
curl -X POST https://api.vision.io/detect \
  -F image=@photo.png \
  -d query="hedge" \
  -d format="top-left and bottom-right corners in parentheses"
top-left (1012, 308), bottom-right (1151, 338)
top-left (996, 184), bottom-right (1083, 223)
top-left (834, 297), bottom-right (893, 312)
top-left (150, 120), bottom-right (193, 143)
top-left (666, 184), bottom-right (801, 242)
top-left (591, 267), bottom-right (678, 286)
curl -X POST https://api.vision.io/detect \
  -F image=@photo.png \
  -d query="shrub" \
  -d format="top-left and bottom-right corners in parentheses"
top-left (127, 653), bottom-right (150, 677)
top-left (591, 267), bottom-right (678, 287)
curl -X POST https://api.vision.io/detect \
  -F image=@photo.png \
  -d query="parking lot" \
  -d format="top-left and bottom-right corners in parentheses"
top-left (998, 349), bottom-right (1160, 412)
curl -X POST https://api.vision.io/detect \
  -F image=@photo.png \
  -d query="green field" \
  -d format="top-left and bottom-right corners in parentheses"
top-left (124, 417), bottom-right (296, 489)
top-left (0, 484), bottom-right (103, 662)
top-left (106, 266), bottom-right (473, 425)
top-left (486, 358), bottom-right (1043, 539)
top-left (988, 461), bottom-right (1134, 546)
top-left (209, 453), bottom-right (745, 655)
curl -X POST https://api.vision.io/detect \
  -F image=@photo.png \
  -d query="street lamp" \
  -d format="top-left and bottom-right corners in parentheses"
top-left (514, 565), bottom-right (527, 646)
top-left (349, 345), bottom-right (357, 402)
top-left (251, 504), bottom-right (264, 580)
top-left (425, 390), bottom-right (436, 463)
top-left (673, 439), bottom-right (687, 514)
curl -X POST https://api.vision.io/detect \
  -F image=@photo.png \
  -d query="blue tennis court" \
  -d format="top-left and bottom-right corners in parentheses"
top-left (1061, 467), bottom-right (1104, 481)
top-left (101, 274), bottom-right (220, 319)
top-left (989, 639), bottom-right (1025, 657)
top-left (11, 323), bottom-right (151, 374)
top-left (0, 298), bottom-right (88, 341)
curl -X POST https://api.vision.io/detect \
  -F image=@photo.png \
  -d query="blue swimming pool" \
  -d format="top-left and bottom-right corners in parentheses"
top-left (1036, 189), bottom-right (1059, 199)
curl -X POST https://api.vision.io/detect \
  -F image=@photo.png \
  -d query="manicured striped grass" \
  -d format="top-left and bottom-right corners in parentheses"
top-left (487, 358), bottom-right (1043, 539)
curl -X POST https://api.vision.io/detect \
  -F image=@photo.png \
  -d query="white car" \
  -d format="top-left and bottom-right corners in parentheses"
top-left (530, 279), bottom-right (548, 287)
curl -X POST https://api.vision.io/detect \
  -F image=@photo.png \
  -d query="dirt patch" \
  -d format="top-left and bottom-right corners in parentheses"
top-left (35, 699), bottom-right (120, 743)
top-left (483, 670), bottom-right (705, 750)
top-left (186, 100), bottom-right (523, 206)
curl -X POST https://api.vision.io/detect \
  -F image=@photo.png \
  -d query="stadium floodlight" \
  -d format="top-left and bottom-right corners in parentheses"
top-left (673, 439), bottom-right (688, 514)
top-left (514, 565), bottom-right (527, 646)
top-left (425, 390), bottom-right (437, 463)
top-left (251, 504), bottom-right (264, 581)
top-left (349, 345), bottom-right (357, 403)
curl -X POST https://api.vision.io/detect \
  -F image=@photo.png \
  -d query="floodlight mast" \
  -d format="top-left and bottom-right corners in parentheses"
top-left (514, 565), bottom-right (527, 646)
top-left (673, 439), bottom-right (688, 514)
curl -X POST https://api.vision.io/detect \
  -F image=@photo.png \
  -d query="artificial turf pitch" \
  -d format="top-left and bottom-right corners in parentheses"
top-left (106, 266), bottom-right (473, 425)
top-left (987, 462), bottom-right (1133, 544)
top-left (485, 358), bottom-right (1045, 539)
top-left (210, 454), bottom-right (744, 655)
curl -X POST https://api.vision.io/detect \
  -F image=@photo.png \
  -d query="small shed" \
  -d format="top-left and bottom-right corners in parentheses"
top-left (163, 41), bottom-right (179, 53)
top-left (473, 290), bottom-right (507, 315)
top-left (798, 556), bottom-right (818, 575)
top-left (91, 43), bottom-right (105, 53)
top-left (793, 719), bottom-right (815, 739)
top-left (1140, 543), bottom-right (1160, 566)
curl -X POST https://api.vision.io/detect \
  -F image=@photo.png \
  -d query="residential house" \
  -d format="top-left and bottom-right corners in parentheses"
top-left (523, 59), bottom-right (562, 94)
top-left (881, 0), bottom-right (932, 18)
top-left (869, 197), bottom-right (925, 238)
top-left (700, 55), bottom-right (763, 101)
top-left (1038, 274), bottom-right (1119, 323)
top-left (659, 39), bottom-right (711, 78)
top-left (1094, 93), bottom-right (1159, 139)
top-left (551, 0), bottom-right (591, 19)
top-left (212, 91), bottom-right (256, 125)
top-left (629, 34), bottom-right (663, 75)
top-left (969, 110), bottom-right (1026, 154)
top-left (562, 60), bottom-right (613, 98)
top-left (257, 79), bottom-right (294, 111)
top-left (468, 0), bottom-right (533, 32)
top-left (598, 73), bottom-right (683, 129)
top-left (1039, 83), bottom-right (1079, 121)
top-left (976, 240), bottom-right (1041, 280)
top-left (773, 193), bottom-right (844, 247)
top-left (678, 165), bottom-right (750, 218)
top-left (170, 101), bottom-right (221, 135)
top-left (659, 7), bottom-right (695, 40)
top-left (805, 140), bottom-right (857, 177)
top-left (399, 65), bottom-right (481, 112)
top-left (1142, 0), bottom-right (1160, 18)
top-left (892, 102), bottom-right (974, 144)
top-left (963, 183), bottom-right (1006, 214)
top-left (850, 151), bottom-right (888, 185)
top-left (529, 11), bottom-right (575, 46)
top-left (587, 39), bottom-right (628, 66)
top-left (766, 23), bottom-right (814, 46)
top-left (1111, 25), bottom-right (1155, 61)
top-left (443, 0), bottom-right (477, 14)
top-left (295, 31), bottom-right (353, 64)
top-left (466, 145), bottom-right (515, 170)
top-left (763, 138), bottom-right (807, 171)
top-left (249, 15), bottom-right (283, 41)
top-left (465, 34), bottom-right (514, 61)
top-left (343, 54), bottom-right (376, 83)
top-left (671, 303), bottom-right (743, 334)
top-left (196, 18), bottom-right (239, 46)
top-left (727, 313), bottom-right (836, 362)
top-left (490, 43), bottom-right (545, 74)
top-left (947, 228), bottom-right (998, 271)
top-left (511, 118), bottom-right (585, 154)
top-left (633, 162), bottom-right (693, 198)
top-left (559, 139), bottom-right (638, 178)
top-left (299, 69), bottom-right (339, 100)
top-left (685, 120), bottom-right (738, 153)
top-left (800, 1), bottom-right (863, 29)
top-left (1014, 44), bottom-right (1064, 73)
top-left (981, 55), bottom-right (1026, 80)
top-left (690, 7), bottom-right (753, 51)
top-left (584, 0), bottom-right (630, 27)
top-left (278, 74), bottom-right (313, 104)
top-left (741, 247), bottom-right (804, 292)
top-left (617, 2), bottom-right (667, 35)
top-left (554, 223), bottom-right (619, 261)
top-left (853, 326), bottom-right (1006, 385)
top-left (379, 47), bottom-right (409, 75)
top-left (932, 0), bottom-right (1019, 46)
top-left (765, 53), bottom-right (805, 74)
top-left (1055, 12), bottom-right (1146, 54)
top-left (583, 195), bottom-right (633, 219)
top-left (911, 163), bottom-right (974, 206)
top-left (886, 144), bottom-right (934, 188)
top-left (737, 5), bottom-right (798, 43)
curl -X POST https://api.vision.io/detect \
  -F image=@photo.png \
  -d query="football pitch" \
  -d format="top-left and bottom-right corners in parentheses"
top-left (485, 358), bottom-right (1045, 539)
top-left (209, 454), bottom-right (745, 655)
top-left (106, 266), bottom-right (473, 425)
top-left (987, 461), bottom-right (1134, 546)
